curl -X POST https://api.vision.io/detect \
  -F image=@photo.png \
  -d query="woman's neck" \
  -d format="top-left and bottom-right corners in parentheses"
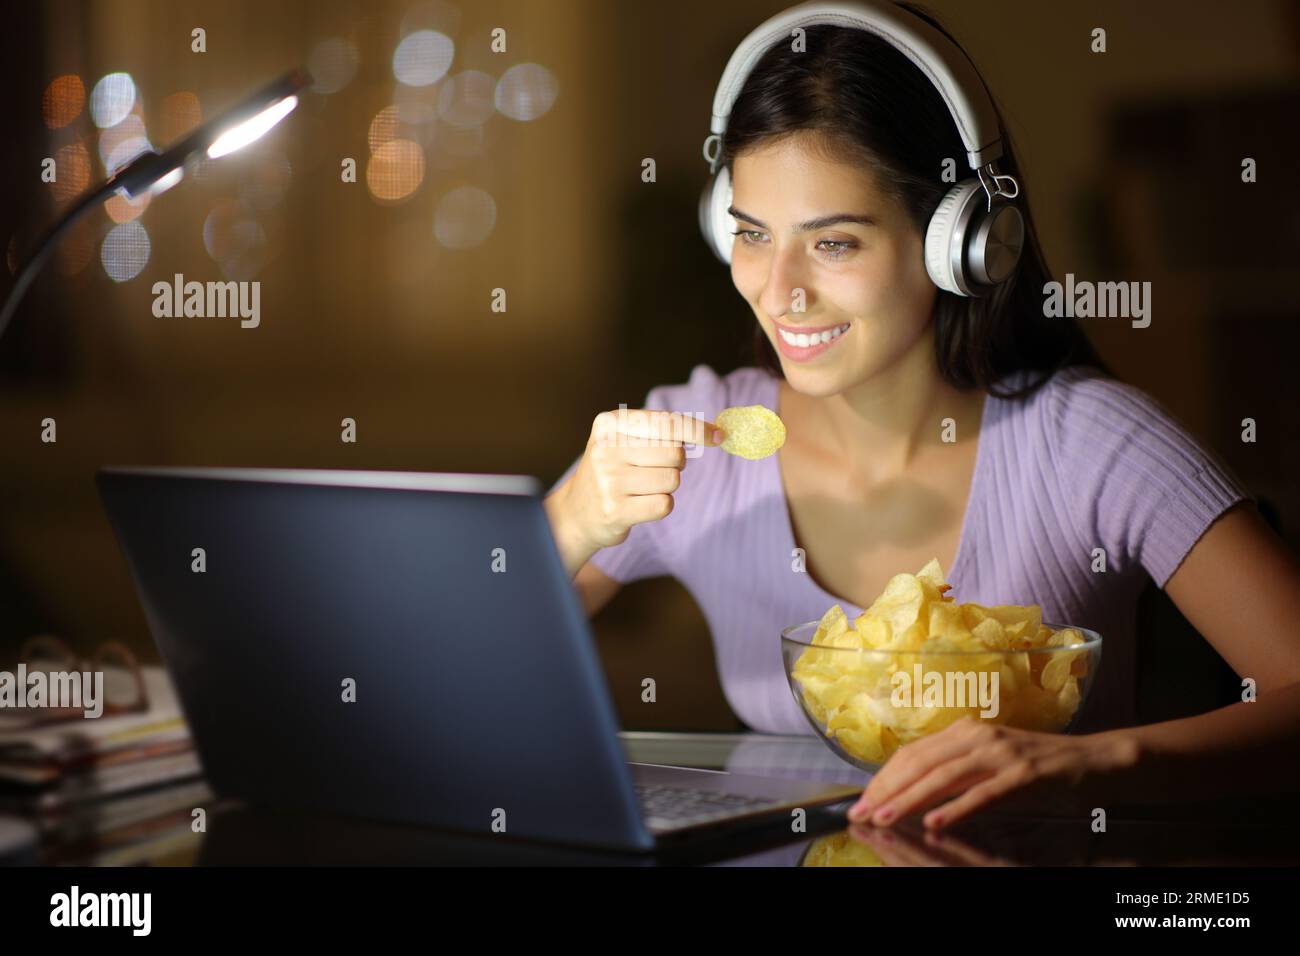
top-left (784, 326), bottom-right (983, 486)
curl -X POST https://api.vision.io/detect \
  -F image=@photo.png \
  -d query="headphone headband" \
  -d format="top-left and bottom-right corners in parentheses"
top-left (707, 0), bottom-right (1004, 172)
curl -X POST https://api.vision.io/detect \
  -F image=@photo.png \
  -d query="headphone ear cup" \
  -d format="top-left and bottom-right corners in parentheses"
top-left (969, 203), bottom-right (1024, 286)
top-left (924, 180), bottom-right (982, 297)
top-left (698, 166), bottom-right (735, 265)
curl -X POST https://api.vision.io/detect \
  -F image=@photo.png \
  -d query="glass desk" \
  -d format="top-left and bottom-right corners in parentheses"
top-left (203, 731), bottom-right (1300, 866)
top-left (10, 731), bottom-right (1300, 866)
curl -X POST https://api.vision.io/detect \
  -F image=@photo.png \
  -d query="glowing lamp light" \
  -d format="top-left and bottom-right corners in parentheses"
top-left (207, 94), bottom-right (299, 159)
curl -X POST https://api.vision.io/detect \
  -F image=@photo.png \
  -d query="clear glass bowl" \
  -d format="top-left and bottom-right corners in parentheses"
top-left (781, 619), bottom-right (1102, 772)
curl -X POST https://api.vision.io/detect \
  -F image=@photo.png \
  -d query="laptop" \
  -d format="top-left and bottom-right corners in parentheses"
top-left (96, 467), bottom-right (861, 852)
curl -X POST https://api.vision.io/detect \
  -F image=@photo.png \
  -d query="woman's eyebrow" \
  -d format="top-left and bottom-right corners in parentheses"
top-left (727, 206), bottom-right (878, 231)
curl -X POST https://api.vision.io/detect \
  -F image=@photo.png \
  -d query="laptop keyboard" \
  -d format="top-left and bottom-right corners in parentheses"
top-left (634, 782), bottom-right (783, 830)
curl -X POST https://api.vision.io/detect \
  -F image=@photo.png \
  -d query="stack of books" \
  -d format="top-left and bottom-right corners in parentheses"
top-left (0, 666), bottom-right (212, 864)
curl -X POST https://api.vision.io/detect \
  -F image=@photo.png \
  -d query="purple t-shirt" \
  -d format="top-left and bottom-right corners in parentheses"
top-left (550, 363), bottom-right (1253, 735)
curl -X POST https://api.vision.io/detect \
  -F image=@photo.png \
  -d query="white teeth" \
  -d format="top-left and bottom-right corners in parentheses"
top-left (779, 323), bottom-right (850, 347)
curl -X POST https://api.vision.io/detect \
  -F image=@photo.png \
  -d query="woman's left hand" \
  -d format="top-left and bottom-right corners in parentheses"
top-left (847, 716), bottom-right (1139, 830)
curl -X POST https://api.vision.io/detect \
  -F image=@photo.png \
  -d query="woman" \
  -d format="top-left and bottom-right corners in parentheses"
top-left (545, 5), bottom-right (1300, 831)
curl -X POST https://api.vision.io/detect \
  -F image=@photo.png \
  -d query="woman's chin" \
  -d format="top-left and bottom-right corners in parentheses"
top-left (781, 361), bottom-right (855, 398)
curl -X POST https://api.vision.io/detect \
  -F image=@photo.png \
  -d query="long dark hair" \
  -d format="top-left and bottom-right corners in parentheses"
top-left (720, 3), bottom-right (1112, 400)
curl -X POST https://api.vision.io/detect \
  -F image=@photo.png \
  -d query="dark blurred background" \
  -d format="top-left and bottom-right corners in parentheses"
top-left (2, 0), bottom-right (1298, 732)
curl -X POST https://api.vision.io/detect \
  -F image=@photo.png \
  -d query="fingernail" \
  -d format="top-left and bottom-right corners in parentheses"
top-left (873, 805), bottom-right (894, 824)
top-left (849, 802), bottom-right (870, 821)
top-left (711, 428), bottom-right (726, 444)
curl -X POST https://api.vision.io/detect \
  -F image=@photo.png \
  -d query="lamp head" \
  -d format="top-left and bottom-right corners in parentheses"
top-left (109, 68), bottom-right (311, 201)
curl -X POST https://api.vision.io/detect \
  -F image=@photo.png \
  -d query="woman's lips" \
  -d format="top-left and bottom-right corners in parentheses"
top-left (774, 321), bottom-right (852, 362)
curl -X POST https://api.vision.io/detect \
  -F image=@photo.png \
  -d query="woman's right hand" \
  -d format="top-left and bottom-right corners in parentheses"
top-left (546, 409), bottom-right (725, 574)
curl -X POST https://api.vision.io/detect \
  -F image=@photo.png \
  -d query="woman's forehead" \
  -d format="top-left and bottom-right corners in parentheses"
top-left (732, 139), bottom-right (889, 214)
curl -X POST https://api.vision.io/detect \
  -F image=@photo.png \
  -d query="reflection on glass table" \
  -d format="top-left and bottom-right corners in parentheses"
top-left (620, 731), bottom-right (1300, 867)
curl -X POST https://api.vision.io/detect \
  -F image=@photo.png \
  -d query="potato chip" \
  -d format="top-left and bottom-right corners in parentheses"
top-left (715, 404), bottom-right (786, 460)
top-left (802, 832), bottom-right (885, 867)
top-left (813, 603), bottom-right (848, 644)
top-left (970, 616), bottom-right (1006, 649)
top-left (790, 558), bottom-right (1094, 767)
top-left (854, 614), bottom-right (890, 648)
top-left (915, 558), bottom-right (946, 591)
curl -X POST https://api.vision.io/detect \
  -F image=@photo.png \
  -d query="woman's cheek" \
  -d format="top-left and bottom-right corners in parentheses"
top-left (731, 260), bottom-right (763, 306)
top-left (825, 266), bottom-right (879, 317)
top-left (855, 251), bottom-right (923, 317)
top-left (729, 256), bottom-right (746, 294)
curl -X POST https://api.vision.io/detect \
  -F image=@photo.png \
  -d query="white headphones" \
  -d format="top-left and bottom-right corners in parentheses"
top-left (699, 0), bottom-right (1024, 297)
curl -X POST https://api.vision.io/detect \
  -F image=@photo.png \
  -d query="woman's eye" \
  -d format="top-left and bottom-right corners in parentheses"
top-left (817, 240), bottom-right (856, 260)
top-left (729, 231), bottom-right (857, 259)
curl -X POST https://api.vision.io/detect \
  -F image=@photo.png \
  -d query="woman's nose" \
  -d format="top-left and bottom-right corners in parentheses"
top-left (758, 248), bottom-right (810, 319)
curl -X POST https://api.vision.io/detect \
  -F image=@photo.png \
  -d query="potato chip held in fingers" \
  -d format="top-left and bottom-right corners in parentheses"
top-left (715, 405), bottom-right (786, 460)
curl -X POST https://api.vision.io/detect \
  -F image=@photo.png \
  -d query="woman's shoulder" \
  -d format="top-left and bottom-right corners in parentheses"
top-left (1036, 363), bottom-right (1166, 417)
top-left (999, 363), bottom-right (1200, 460)
top-left (995, 362), bottom-right (1140, 412)
top-left (997, 363), bottom-right (1252, 585)
top-left (644, 363), bottom-right (778, 414)
top-left (990, 361), bottom-right (1242, 509)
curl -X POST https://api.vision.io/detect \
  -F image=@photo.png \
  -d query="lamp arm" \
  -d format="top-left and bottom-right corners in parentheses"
top-left (0, 180), bottom-right (118, 343)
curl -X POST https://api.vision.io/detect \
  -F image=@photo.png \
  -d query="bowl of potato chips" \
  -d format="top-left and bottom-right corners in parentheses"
top-left (782, 559), bottom-right (1101, 771)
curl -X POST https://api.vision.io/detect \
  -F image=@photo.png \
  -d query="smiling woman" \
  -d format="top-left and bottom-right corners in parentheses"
top-left (719, 7), bottom-right (1104, 396)
top-left (544, 0), bottom-right (1300, 831)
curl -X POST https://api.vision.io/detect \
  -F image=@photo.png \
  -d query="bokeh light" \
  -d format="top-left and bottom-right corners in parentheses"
top-left (101, 220), bottom-right (150, 281)
top-left (105, 190), bottom-right (151, 224)
top-left (50, 141), bottom-right (91, 205)
top-left (437, 70), bottom-right (495, 128)
top-left (392, 30), bottom-right (455, 87)
top-left (368, 105), bottom-right (401, 154)
top-left (202, 199), bottom-right (269, 280)
top-left (372, 100), bottom-right (437, 151)
top-left (219, 221), bottom-right (269, 280)
top-left (434, 185), bottom-right (495, 248)
top-left (308, 38), bottom-right (359, 94)
top-left (98, 114), bottom-right (152, 175)
top-left (494, 63), bottom-right (558, 122)
top-left (366, 139), bottom-right (426, 201)
top-left (203, 198), bottom-right (256, 260)
top-left (43, 75), bottom-right (85, 129)
top-left (238, 152), bottom-right (293, 212)
top-left (90, 72), bottom-right (136, 128)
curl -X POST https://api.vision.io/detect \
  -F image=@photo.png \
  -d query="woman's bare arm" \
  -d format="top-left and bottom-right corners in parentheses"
top-left (573, 560), bottom-right (623, 617)
top-left (1096, 500), bottom-right (1300, 801)
top-left (544, 489), bottom-right (623, 616)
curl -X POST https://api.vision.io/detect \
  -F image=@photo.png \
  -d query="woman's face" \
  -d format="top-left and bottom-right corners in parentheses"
top-left (729, 132), bottom-right (938, 398)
